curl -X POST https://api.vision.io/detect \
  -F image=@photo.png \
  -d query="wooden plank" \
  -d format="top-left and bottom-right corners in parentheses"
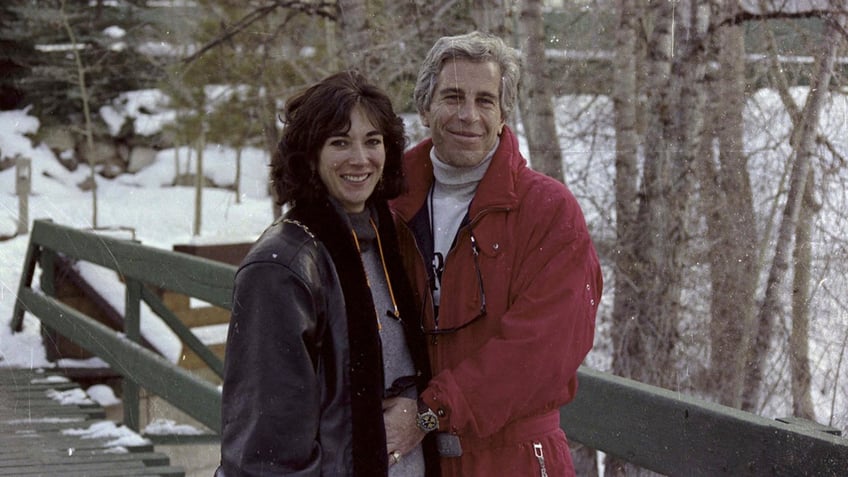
top-left (0, 381), bottom-right (77, 390)
top-left (29, 219), bottom-right (236, 309)
top-left (0, 451), bottom-right (172, 467)
top-left (175, 306), bottom-right (231, 328)
top-left (1, 464), bottom-right (185, 477)
top-left (178, 342), bottom-right (226, 371)
top-left (561, 366), bottom-right (848, 476)
top-left (0, 368), bottom-right (184, 477)
top-left (17, 289), bottom-right (222, 432)
top-left (172, 242), bottom-right (252, 267)
top-left (0, 404), bottom-right (106, 420)
top-left (0, 463), bottom-right (184, 477)
top-left (0, 436), bottom-right (148, 453)
top-left (0, 418), bottom-right (111, 433)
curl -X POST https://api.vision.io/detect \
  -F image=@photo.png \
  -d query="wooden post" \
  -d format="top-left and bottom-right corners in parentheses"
top-left (15, 156), bottom-right (31, 234)
top-left (123, 278), bottom-right (142, 432)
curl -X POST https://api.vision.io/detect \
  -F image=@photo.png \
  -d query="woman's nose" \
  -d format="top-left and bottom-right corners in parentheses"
top-left (349, 144), bottom-right (370, 163)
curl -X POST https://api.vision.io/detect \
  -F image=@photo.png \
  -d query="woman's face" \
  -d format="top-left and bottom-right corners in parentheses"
top-left (318, 106), bottom-right (386, 213)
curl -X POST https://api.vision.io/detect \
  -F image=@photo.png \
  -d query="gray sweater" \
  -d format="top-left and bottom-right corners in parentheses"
top-left (349, 209), bottom-right (424, 477)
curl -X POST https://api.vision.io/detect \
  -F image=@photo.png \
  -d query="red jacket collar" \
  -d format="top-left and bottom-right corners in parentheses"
top-left (392, 125), bottom-right (524, 222)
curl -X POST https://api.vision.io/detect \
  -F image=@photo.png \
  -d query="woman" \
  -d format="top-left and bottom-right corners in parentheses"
top-left (216, 71), bottom-right (436, 476)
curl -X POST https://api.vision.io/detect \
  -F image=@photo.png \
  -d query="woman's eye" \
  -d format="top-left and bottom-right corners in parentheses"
top-left (329, 139), bottom-right (348, 147)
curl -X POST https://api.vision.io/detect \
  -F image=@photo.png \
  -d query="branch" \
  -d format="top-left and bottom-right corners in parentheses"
top-left (181, 0), bottom-right (337, 65)
top-left (678, 6), bottom-right (848, 68)
top-left (714, 8), bottom-right (843, 31)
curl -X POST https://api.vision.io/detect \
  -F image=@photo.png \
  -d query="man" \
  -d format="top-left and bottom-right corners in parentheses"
top-left (384, 31), bottom-right (602, 476)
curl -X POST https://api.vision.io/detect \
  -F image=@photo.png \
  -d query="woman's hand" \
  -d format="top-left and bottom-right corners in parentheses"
top-left (383, 396), bottom-right (426, 464)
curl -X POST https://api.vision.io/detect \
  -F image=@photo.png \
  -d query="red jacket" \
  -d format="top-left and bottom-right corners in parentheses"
top-left (390, 126), bottom-right (602, 476)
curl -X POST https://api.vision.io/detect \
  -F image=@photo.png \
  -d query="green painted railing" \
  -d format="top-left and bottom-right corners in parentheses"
top-left (11, 219), bottom-right (233, 435)
top-left (562, 368), bottom-right (847, 475)
top-left (10, 219), bottom-right (848, 474)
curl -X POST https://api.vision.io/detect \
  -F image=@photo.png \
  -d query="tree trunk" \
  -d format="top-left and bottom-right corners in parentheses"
top-left (791, 168), bottom-right (818, 420)
top-left (61, 0), bottom-right (98, 228)
top-left (258, 38), bottom-right (281, 219)
top-left (610, 0), bottom-right (641, 385)
top-left (606, 0), bottom-right (642, 474)
top-left (700, 3), bottom-right (758, 409)
top-left (626, 0), bottom-right (677, 385)
top-left (517, 0), bottom-right (563, 181)
top-left (468, 0), bottom-right (512, 44)
top-left (235, 146), bottom-right (243, 204)
top-left (193, 129), bottom-right (205, 237)
top-left (742, 14), bottom-right (844, 412)
top-left (627, 0), bottom-right (683, 388)
top-left (571, 443), bottom-right (598, 477)
top-left (609, 0), bottom-right (710, 412)
top-left (337, 0), bottom-right (373, 74)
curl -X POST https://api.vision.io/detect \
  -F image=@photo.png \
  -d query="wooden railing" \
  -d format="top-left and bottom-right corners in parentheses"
top-left (11, 219), bottom-right (231, 436)
top-left (9, 219), bottom-right (848, 474)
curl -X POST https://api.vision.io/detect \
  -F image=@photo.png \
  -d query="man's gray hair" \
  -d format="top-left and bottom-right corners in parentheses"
top-left (413, 31), bottom-right (521, 119)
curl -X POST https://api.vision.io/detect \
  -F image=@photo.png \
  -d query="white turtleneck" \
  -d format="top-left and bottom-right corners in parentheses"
top-left (429, 139), bottom-right (498, 305)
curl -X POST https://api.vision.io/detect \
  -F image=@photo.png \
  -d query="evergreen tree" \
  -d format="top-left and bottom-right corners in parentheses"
top-left (0, 1), bottom-right (35, 110)
top-left (0, 0), bottom-right (163, 128)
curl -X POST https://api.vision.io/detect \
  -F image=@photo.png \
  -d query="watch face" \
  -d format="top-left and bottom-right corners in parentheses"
top-left (418, 411), bottom-right (439, 432)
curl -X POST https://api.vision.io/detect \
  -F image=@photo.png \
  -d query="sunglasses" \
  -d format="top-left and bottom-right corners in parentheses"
top-left (420, 231), bottom-right (488, 336)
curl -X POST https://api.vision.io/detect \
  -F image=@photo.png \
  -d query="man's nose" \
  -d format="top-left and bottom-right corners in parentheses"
top-left (457, 100), bottom-right (479, 121)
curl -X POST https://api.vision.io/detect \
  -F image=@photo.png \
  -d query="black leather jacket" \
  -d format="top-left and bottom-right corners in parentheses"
top-left (217, 200), bottom-right (435, 477)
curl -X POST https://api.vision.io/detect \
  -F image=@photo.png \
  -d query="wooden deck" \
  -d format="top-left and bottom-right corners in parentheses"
top-left (0, 367), bottom-right (184, 477)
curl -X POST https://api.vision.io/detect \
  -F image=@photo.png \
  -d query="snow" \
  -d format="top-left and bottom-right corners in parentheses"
top-left (99, 89), bottom-right (176, 136)
top-left (6, 417), bottom-right (86, 425)
top-left (30, 374), bottom-right (71, 384)
top-left (0, 104), bottom-right (273, 370)
top-left (63, 420), bottom-right (151, 447)
top-left (144, 418), bottom-right (205, 436)
top-left (47, 387), bottom-right (95, 406)
top-left (86, 383), bottom-right (122, 407)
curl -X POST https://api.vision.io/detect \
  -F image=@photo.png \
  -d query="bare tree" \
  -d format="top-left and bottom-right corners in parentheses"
top-left (791, 168), bottom-right (820, 419)
top-left (336, 0), bottom-right (372, 73)
top-left (469, 0), bottom-right (513, 37)
top-left (610, 0), bottom-right (641, 377)
top-left (517, 0), bottom-right (563, 181)
top-left (698, 1), bottom-right (759, 409)
top-left (615, 0), bottom-right (710, 389)
top-left (60, 0), bottom-right (98, 228)
top-left (743, 12), bottom-right (846, 412)
top-left (607, 2), bottom-right (642, 473)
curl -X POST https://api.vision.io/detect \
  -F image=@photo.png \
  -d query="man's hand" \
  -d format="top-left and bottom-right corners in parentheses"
top-left (383, 396), bottom-right (426, 461)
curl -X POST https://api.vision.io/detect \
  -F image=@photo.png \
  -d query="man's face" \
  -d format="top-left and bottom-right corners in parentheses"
top-left (421, 59), bottom-right (504, 167)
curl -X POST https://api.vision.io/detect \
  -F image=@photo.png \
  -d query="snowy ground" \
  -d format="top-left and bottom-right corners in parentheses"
top-left (0, 106), bottom-right (274, 368)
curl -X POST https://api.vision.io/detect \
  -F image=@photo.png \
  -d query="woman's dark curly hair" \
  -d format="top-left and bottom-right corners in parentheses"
top-left (271, 70), bottom-right (408, 207)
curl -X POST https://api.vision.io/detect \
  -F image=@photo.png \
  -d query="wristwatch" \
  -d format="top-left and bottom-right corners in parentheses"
top-left (416, 398), bottom-right (440, 433)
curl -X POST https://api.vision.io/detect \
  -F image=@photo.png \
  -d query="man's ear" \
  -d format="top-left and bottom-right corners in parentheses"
top-left (420, 112), bottom-right (430, 128)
